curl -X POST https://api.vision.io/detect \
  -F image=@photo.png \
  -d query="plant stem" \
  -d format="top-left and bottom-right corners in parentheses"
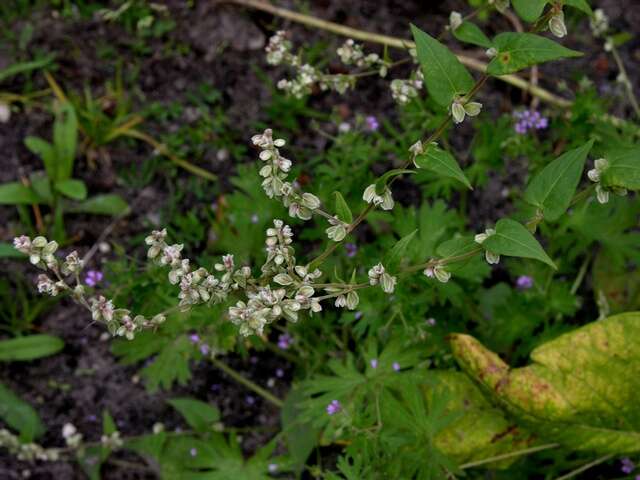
top-left (554, 453), bottom-right (614, 480)
top-left (458, 443), bottom-right (560, 469)
top-left (608, 42), bottom-right (640, 119)
top-left (209, 356), bottom-right (284, 408)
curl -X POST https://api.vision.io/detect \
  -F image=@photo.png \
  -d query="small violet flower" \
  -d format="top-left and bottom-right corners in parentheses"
top-left (277, 333), bottom-right (293, 350)
top-left (516, 275), bottom-right (534, 290)
top-left (365, 115), bottom-right (379, 132)
top-left (513, 109), bottom-right (548, 135)
top-left (326, 399), bottom-right (342, 415)
top-left (345, 242), bottom-right (358, 258)
top-left (189, 333), bottom-right (200, 344)
top-left (190, 448), bottom-right (198, 457)
top-left (370, 358), bottom-right (378, 369)
top-left (392, 362), bottom-right (401, 372)
top-left (268, 463), bottom-right (278, 473)
top-left (84, 270), bottom-right (103, 287)
top-left (621, 458), bottom-right (635, 474)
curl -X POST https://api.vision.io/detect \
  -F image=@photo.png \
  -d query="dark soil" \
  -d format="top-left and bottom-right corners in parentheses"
top-left (1, 0), bottom-right (639, 478)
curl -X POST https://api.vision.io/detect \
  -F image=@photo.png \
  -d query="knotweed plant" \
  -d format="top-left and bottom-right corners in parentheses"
top-left (7, 0), bottom-right (640, 477)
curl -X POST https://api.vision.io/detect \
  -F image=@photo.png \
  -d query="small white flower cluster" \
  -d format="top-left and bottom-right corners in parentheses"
top-left (62, 423), bottom-right (83, 448)
top-left (450, 97), bottom-right (482, 124)
top-left (587, 158), bottom-right (626, 204)
top-left (368, 263), bottom-right (397, 293)
top-left (336, 39), bottom-right (389, 77)
top-left (229, 220), bottom-right (325, 336)
top-left (252, 129), bottom-right (322, 221)
top-left (449, 11), bottom-right (463, 31)
top-left (265, 30), bottom-right (292, 66)
top-left (333, 289), bottom-right (359, 310)
top-left (423, 262), bottom-right (451, 283)
top-left (549, 10), bottom-right (567, 38)
top-left (0, 429), bottom-right (60, 462)
top-left (14, 235), bottom-right (60, 269)
top-left (101, 431), bottom-right (123, 450)
top-left (363, 184), bottom-right (394, 211)
top-left (390, 71), bottom-right (424, 105)
top-left (475, 228), bottom-right (500, 264)
top-left (590, 9), bottom-right (609, 38)
top-left (326, 216), bottom-right (349, 242)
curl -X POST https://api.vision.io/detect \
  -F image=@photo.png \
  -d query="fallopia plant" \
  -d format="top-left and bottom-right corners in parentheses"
top-left (9, 0), bottom-right (640, 477)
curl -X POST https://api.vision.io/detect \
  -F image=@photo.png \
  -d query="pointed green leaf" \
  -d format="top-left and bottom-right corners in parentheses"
top-left (55, 178), bottom-right (87, 200)
top-left (0, 382), bottom-right (45, 442)
top-left (524, 140), bottom-right (594, 221)
top-left (25, 136), bottom-right (57, 181)
top-left (411, 24), bottom-right (475, 108)
top-left (0, 182), bottom-right (40, 205)
top-left (414, 145), bottom-right (472, 189)
top-left (452, 21), bottom-right (493, 48)
top-left (488, 33), bottom-right (583, 76)
top-left (0, 335), bottom-right (64, 361)
top-left (167, 397), bottom-right (221, 433)
top-left (512, 0), bottom-right (549, 22)
top-left (564, 0), bottom-right (593, 15)
top-left (103, 410), bottom-right (117, 435)
top-left (333, 191), bottom-right (353, 223)
top-left (68, 194), bottom-right (129, 216)
top-left (482, 218), bottom-right (556, 268)
top-left (450, 312), bottom-right (640, 454)
top-left (386, 229), bottom-right (418, 269)
top-left (601, 147), bottom-right (640, 191)
top-left (53, 102), bottom-right (78, 181)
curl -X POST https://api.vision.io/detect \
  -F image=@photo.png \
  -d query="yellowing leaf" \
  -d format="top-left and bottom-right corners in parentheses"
top-left (450, 312), bottom-right (640, 454)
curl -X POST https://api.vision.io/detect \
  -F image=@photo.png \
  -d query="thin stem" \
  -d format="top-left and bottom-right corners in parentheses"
top-left (608, 41), bottom-right (640, 118)
top-left (401, 247), bottom-right (483, 274)
top-left (458, 443), bottom-right (560, 469)
top-left (570, 252), bottom-right (592, 295)
top-left (554, 453), bottom-right (614, 480)
top-left (209, 356), bottom-right (284, 408)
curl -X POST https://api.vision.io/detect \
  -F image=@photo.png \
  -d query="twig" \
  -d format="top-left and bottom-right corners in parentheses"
top-left (458, 443), bottom-right (560, 469)
top-left (553, 453), bottom-right (614, 480)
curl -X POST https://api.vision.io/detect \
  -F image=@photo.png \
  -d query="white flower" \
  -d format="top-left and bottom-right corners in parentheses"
top-left (451, 99), bottom-right (482, 124)
top-left (13, 235), bottom-right (31, 254)
top-left (346, 291), bottom-right (359, 310)
top-left (362, 184), bottom-right (394, 210)
top-left (335, 295), bottom-right (347, 308)
top-left (474, 228), bottom-right (495, 244)
top-left (590, 9), bottom-right (609, 37)
top-left (485, 47), bottom-right (498, 58)
top-left (595, 184), bottom-right (609, 204)
top-left (423, 264), bottom-right (451, 283)
top-left (485, 250), bottom-right (500, 265)
top-left (449, 11), bottom-right (463, 31)
top-left (0, 102), bottom-right (10, 123)
top-left (368, 263), bottom-right (386, 285)
top-left (549, 11), bottom-right (567, 38)
top-left (326, 216), bottom-right (347, 242)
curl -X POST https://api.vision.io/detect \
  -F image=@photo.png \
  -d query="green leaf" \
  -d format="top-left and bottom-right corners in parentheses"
top-left (281, 387), bottom-right (319, 474)
top-left (68, 194), bottom-right (129, 216)
top-left (411, 24), bottom-right (475, 108)
top-left (512, 0), bottom-right (548, 22)
top-left (488, 33), bottom-right (583, 76)
top-left (482, 218), bottom-right (556, 268)
top-left (450, 312), bottom-right (640, 454)
top-left (167, 397), bottom-right (221, 433)
top-left (333, 191), bottom-right (353, 223)
top-left (436, 236), bottom-right (482, 272)
top-left (601, 147), bottom-right (640, 191)
top-left (0, 382), bottom-right (44, 442)
top-left (103, 410), bottom-right (117, 435)
top-left (524, 140), bottom-right (594, 221)
top-left (126, 432), bottom-right (167, 461)
top-left (25, 136), bottom-right (57, 181)
top-left (386, 229), bottom-right (418, 270)
top-left (452, 21), bottom-right (492, 48)
top-left (564, 0), bottom-right (593, 15)
top-left (30, 173), bottom-right (53, 204)
top-left (0, 335), bottom-right (64, 361)
top-left (414, 144), bottom-right (472, 190)
top-left (0, 242), bottom-right (26, 258)
top-left (53, 102), bottom-right (78, 181)
top-left (425, 371), bottom-right (534, 466)
top-left (0, 182), bottom-right (40, 205)
top-left (55, 179), bottom-right (87, 200)
top-left (0, 55), bottom-right (55, 83)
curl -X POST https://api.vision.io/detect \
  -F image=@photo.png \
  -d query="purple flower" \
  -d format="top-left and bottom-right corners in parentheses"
top-left (189, 333), bottom-right (200, 344)
top-left (513, 109), bottom-right (548, 134)
top-left (354, 311), bottom-right (363, 320)
top-left (426, 317), bottom-right (436, 326)
top-left (365, 115), bottom-right (380, 132)
top-left (370, 358), bottom-right (378, 369)
top-left (277, 333), bottom-right (293, 350)
top-left (268, 463), bottom-right (278, 473)
top-left (621, 458), bottom-right (635, 474)
top-left (275, 368), bottom-right (284, 378)
top-left (200, 344), bottom-right (210, 356)
top-left (516, 275), bottom-right (534, 290)
top-left (190, 448), bottom-right (198, 457)
top-left (84, 270), bottom-right (103, 287)
top-left (392, 362), bottom-right (401, 372)
top-left (326, 399), bottom-right (342, 415)
top-left (211, 383), bottom-right (221, 392)
top-left (245, 395), bottom-right (256, 406)
top-left (87, 414), bottom-right (97, 422)
top-left (345, 242), bottom-right (358, 258)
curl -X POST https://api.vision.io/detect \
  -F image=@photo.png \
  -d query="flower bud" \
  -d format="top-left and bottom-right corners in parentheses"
top-left (549, 11), bottom-right (567, 38)
top-left (346, 291), bottom-right (359, 310)
top-left (301, 192), bottom-right (321, 210)
top-left (449, 11), bottom-right (463, 31)
top-left (274, 273), bottom-right (293, 285)
top-left (451, 101), bottom-right (466, 124)
top-left (485, 250), bottom-right (500, 265)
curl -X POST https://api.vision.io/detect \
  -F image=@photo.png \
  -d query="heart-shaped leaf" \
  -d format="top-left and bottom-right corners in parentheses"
top-left (524, 140), bottom-right (594, 221)
top-left (450, 312), bottom-right (640, 454)
top-left (488, 33), bottom-right (583, 76)
top-left (482, 218), bottom-right (556, 268)
top-left (411, 24), bottom-right (475, 108)
top-left (414, 144), bottom-right (472, 190)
